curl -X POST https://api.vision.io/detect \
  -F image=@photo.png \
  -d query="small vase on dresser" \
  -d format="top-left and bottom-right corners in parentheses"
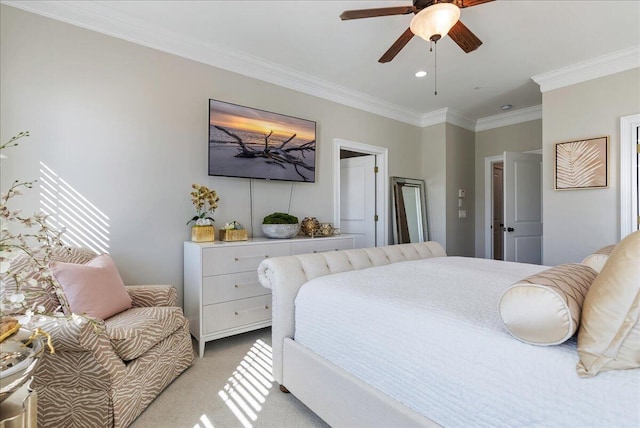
top-left (191, 225), bottom-right (215, 242)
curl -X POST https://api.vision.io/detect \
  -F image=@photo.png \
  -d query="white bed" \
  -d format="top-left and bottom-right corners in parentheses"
top-left (258, 242), bottom-right (640, 427)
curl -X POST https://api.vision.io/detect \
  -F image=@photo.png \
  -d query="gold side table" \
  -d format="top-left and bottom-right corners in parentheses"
top-left (0, 383), bottom-right (37, 428)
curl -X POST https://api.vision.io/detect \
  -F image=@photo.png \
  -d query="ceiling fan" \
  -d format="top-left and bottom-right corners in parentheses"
top-left (340, 0), bottom-right (494, 63)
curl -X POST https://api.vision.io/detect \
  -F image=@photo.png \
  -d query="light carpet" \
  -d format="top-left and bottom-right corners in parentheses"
top-left (130, 327), bottom-right (328, 428)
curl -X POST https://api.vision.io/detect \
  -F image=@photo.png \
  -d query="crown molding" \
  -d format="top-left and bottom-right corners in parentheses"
top-left (475, 105), bottom-right (542, 132)
top-left (419, 108), bottom-right (449, 128)
top-left (3, 0), bottom-right (424, 127)
top-left (421, 106), bottom-right (542, 132)
top-left (532, 46), bottom-right (640, 93)
top-left (418, 108), bottom-right (476, 132)
top-left (446, 109), bottom-right (476, 132)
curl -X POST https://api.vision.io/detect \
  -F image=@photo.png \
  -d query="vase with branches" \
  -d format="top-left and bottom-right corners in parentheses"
top-left (1, 131), bottom-right (75, 373)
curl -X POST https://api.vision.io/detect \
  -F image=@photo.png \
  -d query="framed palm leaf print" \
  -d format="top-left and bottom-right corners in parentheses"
top-left (555, 136), bottom-right (609, 190)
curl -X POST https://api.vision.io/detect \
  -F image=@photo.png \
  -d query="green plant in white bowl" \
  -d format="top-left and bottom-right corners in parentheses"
top-left (262, 212), bottom-right (299, 239)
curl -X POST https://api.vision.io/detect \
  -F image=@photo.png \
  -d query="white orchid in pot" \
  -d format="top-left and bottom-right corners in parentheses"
top-left (187, 184), bottom-right (219, 242)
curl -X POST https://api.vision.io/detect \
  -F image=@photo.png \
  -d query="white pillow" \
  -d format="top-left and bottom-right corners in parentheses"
top-left (499, 263), bottom-right (597, 346)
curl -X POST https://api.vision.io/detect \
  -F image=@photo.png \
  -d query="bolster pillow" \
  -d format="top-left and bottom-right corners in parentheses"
top-left (499, 263), bottom-right (597, 346)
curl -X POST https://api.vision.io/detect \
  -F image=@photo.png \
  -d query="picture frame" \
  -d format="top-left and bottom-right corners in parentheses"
top-left (554, 136), bottom-right (609, 190)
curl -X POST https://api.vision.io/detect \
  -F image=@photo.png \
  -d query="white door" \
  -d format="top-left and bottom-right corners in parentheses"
top-left (340, 156), bottom-right (376, 248)
top-left (620, 115), bottom-right (640, 237)
top-left (503, 152), bottom-right (543, 264)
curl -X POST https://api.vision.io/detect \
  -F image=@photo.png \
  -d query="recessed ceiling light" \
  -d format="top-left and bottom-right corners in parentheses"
top-left (501, 104), bottom-right (513, 111)
top-left (415, 70), bottom-right (428, 78)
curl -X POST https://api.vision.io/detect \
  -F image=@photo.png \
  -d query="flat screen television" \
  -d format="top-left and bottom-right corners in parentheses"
top-left (208, 99), bottom-right (316, 182)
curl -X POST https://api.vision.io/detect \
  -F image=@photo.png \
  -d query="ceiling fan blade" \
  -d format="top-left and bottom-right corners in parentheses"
top-left (379, 28), bottom-right (415, 63)
top-left (448, 20), bottom-right (482, 53)
top-left (340, 6), bottom-right (416, 21)
top-left (453, 0), bottom-right (494, 8)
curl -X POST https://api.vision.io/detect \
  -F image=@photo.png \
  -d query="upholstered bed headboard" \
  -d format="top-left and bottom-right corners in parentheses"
top-left (258, 241), bottom-right (447, 384)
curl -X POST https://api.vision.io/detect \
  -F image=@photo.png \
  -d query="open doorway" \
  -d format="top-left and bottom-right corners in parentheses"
top-left (485, 155), bottom-right (503, 259)
top-left (492, 162), bottom-right (504, 260)
top-left (333, 139), bottom-right (388, 248)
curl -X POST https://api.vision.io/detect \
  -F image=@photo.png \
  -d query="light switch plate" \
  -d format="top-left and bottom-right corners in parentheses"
top-left (458, 209), bottom-right (467, 219)
top-left (458, 189), bottom-right (466, 198)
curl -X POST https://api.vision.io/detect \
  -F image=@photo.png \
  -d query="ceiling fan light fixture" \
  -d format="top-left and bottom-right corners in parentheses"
top-left (410, 3), bottom-right (461, 42)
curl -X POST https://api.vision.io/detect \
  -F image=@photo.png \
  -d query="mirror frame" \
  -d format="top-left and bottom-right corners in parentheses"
top-left (391, 176), bottom-right (429, 244)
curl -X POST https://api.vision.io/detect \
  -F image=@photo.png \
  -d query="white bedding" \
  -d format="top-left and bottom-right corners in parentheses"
top-left (294, 257), bottom-right (640, 427)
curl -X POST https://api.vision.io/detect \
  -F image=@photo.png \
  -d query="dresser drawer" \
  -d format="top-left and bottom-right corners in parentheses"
top-left (203, 295), bottom-right (272, 334)
top-left (202, 243), bottom-right (289, 276)
top-left (203, 271), bottom-right (270, 305)
top-left (291, 237), bottom-right (354, 255)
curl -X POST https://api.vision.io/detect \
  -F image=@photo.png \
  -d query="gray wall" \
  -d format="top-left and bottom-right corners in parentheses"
top-left (0, 6), bottom-right (423, 303)
top-left (542, 68), bottom-right (640, 265)
top-left (420, 123), bottom-right (447, 249)
top-left (445, 123), bottom-right (475, 256)
top-left (419, 122), bottom-right (475, 256)
top-left (474, 120), bottom-right (543, 257)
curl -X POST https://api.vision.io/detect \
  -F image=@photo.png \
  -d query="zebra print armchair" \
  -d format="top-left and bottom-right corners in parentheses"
top-left (3, 247), bottom-right (195, 428)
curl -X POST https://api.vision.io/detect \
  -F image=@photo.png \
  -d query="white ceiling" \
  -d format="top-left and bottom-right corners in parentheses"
top-left (7, 0), bottom-right (640, 126)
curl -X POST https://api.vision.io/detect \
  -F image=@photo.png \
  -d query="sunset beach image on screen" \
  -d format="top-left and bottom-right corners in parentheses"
top-left (208, 99), bottom-right (316, 182)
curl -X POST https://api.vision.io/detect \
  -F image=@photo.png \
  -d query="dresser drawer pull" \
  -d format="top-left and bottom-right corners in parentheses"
top-left (234, 255), bottom-right (269, 261)
top-left (234, 282), bottom-right (260, 289)
top-left (313, 249), bottom-right (339, 253)
top-left (234, 305), bottom-right (269, 315)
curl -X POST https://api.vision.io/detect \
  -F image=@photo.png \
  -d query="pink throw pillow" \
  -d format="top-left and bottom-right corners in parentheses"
top-left (49, 254), bottom-right (132, 319)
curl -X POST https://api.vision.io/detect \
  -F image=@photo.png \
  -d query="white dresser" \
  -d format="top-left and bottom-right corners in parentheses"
top-left (184, 235), bottom-right (355, 357)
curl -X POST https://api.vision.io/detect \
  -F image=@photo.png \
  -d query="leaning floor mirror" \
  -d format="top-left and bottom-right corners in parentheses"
top-left (391, 177), bottom-right (429, 244)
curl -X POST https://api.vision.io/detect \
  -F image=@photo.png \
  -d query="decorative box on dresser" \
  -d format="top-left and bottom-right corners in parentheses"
top-left (184, 235), bottom-right (355, 357)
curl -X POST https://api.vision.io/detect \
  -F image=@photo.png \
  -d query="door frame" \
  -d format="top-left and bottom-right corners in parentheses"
top-left (484, 149), bottom-right (542, 259)
top-left (620, 113), bottom-right (640, 239)
top-left (334, 138), bottom-right (388, 246)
